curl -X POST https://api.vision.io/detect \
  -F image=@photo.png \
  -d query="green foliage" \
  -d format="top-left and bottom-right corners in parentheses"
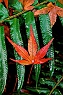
top-left (0, 0), bottom-right (63, 95)
top-left (39, 14), bottom-right (55, 77)
top-left (9, 18), bottom-right (25, 91)
top-left (26, 86), bottom-right (50, 94)
top-left (10, 1), bottom-right (23, 12)
top-left (0, 3), bottom-right (9, 21)
top-left (39, 78), bottom-right (56, 87)
top-left (48, 0), bottom-right (56, 3)
top-left (52, 89), bottom-right (62, 95)
top-left (9, 0), bottom-right (19, 6)
top-left (33, 0), bottom-right (38, 5)
top-left (0, 26), bottom-right (8, 95)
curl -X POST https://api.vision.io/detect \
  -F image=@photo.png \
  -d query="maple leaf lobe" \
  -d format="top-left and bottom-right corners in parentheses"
top-left (6, 36), bottom-right (31, 62)
top-left (34, 2), bottom-right (63, 27)
top-left (19, 0), bottom-right (34, 10)
top-left (28, 25), bottom-right (38, 59)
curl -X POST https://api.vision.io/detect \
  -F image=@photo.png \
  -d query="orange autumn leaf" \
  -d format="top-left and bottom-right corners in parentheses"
top-left (0, 0), bottom-right (8, 8)
top-left (19, 0), bottom-right (23, 4)
top-left (6, 25), bottom-right (54, 65)
top-left (49, 5), bottom-right (63, 27)
top-left (19, 0), bottom-right (34, 10)
top-left (34, 3), bottom-right (54, 16)
top-left (28, 25), bottom-right (38, 59)
top-left (56, 6), bottom-right (63, 17)
top-left (4, 0), bottom-right (8, 8)
top-left (0, 0), bottom-right (2, 2)
top-left (58, 0), bottom-right (63, 4)
top-left (34, 2), bottom-right (63, 27)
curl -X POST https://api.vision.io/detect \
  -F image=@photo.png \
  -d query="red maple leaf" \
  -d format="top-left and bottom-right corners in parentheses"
top-left (34, 2), bottom-right (63, 27)
top-left (19, 0), bottom-right (34, 10)
top-left (6, 25), bottom-right (54, 65)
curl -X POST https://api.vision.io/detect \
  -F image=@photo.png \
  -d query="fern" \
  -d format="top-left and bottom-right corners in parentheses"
top-left (0, 26), bottom-right (8, 95)
top-left (39, 14), bottom-right (55, 77)
top-left (9, 18), bottom-right (25, 91)
top-left (0, 3), bottom-right (9, 21)
top-left (0, 0), bottom-right (63, 95)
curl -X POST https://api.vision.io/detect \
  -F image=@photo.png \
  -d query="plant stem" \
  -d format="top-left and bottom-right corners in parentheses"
top-left (49, 76), bottom-right (63, 95)
top-left (0, 10), bottom-right (26, 24)
top-left (27, 65), bottom-right (34, 84)
top-left (0, 0), bottom-right (48, 24)
top-left (36, 0), bottom-right (48, 6)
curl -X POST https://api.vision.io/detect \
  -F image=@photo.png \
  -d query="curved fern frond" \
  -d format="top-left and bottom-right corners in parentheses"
top-left (9, 18), bottom-right (25, 91)
top-left (39, 14), bottom-right (55, 77)
top-left (0, 3), bottom-right (9, 21)
top-left (0, 26), bottom-right (8, 95)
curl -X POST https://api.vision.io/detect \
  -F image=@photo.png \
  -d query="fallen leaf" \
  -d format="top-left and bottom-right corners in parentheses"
top-left (56, 6), bottom-right (63, 17)
top-left (48, 6), bottom-right (57, 27)
top-left (19, 0), bottom-right (23, 4)
top-left (7, 25), bottom-right (54, 65)
top-left (0, 0), bottom-right (8, 8)
top-left (34, 2), bottom-right (63, 27)
top-left (34, 3), bottom-right (54, 16)
top-left (4, 0), bottom-right (8, 8)
top-left (0, 24), bottom-right (10, 37)
top-left (58, 0), bottom-right (63, 4)
top-left (0, 0), bottom-right (2, 2)
top-left (19, 0), bottom-right (34, 10)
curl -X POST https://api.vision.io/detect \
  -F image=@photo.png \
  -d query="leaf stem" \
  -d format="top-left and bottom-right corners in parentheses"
top-left (36, 0), bottom-right (48, 6)
top-left (0, 10), bottom-right (26, 24)
top-left (49, 76), bottom-right (63, 95)
top-left (27, 65), bottom-right (34, 84)
top-left (0, 0), bottom-right (48, 24)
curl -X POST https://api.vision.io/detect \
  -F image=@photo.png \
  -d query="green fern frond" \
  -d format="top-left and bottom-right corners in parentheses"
top-left (9, 18), bottom-right (25, 91)
top-left (0, 26), bottom-right (8, 95)
top-left (39, 14), bottom-right (55, 77)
